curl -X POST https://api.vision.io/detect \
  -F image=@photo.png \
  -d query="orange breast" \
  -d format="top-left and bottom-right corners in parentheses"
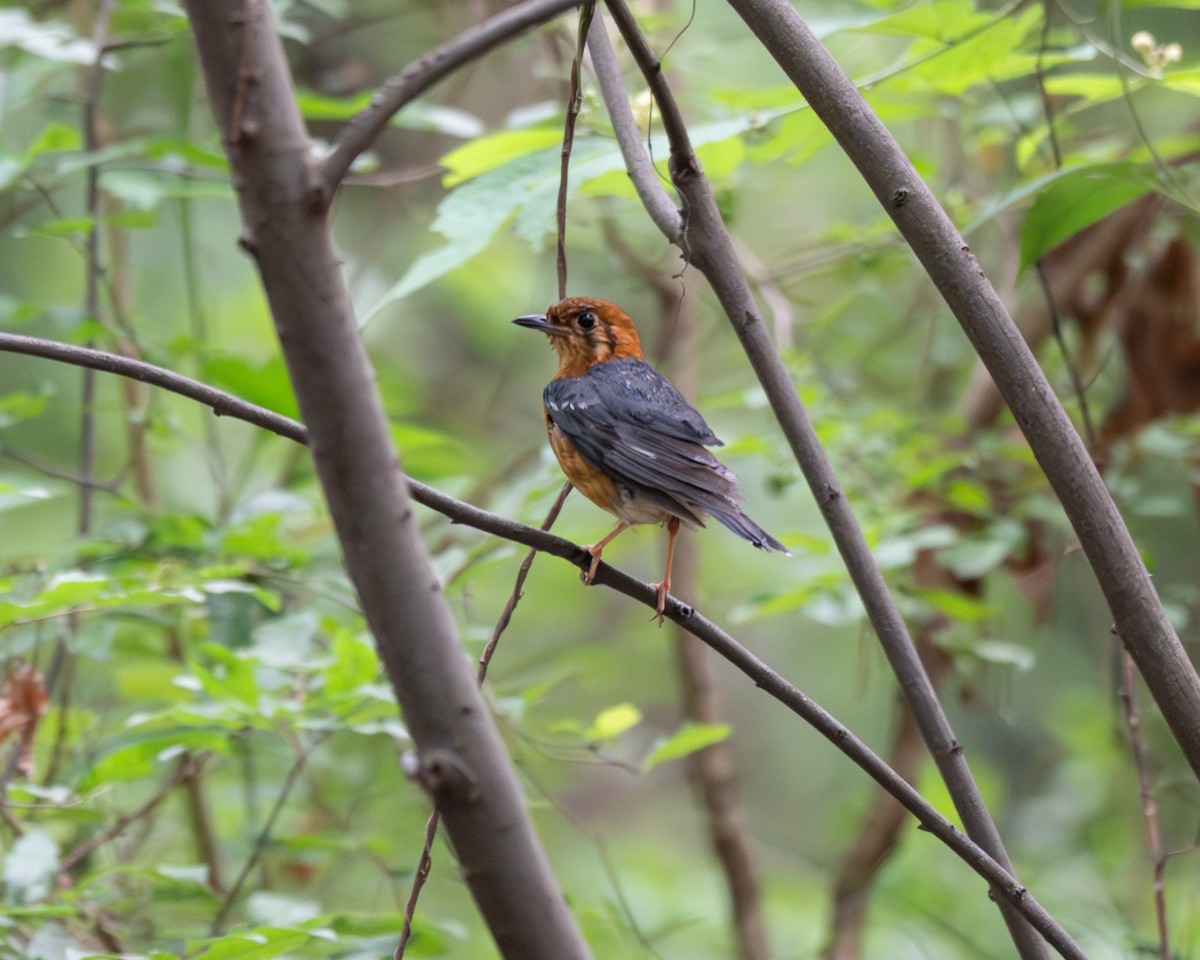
top-left (545, 419), bottom-right (622, 517)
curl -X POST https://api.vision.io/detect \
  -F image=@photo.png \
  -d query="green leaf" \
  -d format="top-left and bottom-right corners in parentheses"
top-left (371, 111), bottom-right (785, 311)
top-left (78, 729), bottom-right (232, 792)
top-left (936, 518), bottom-right (1026, 580)
top-left (915, 587), bottom-right (992, 623)
top-left (23, 121), bottom-right (83, 162)
top-left (192, 643), bottom-right (261, 707)
top-left (973, 640), bottom-right (1036, 670)
top-left (157, 863), bottom-right (215, 887)
top-left (1163, 68), bottom-right (1200, 97)
top-left (324, 629), bottom-right (380, 697)
top-left (440, 128), bottom-right (563, 185)
top-left (851, 0), bottom-right (992, 41)
top-left (0, 480), bottom-right (56, 513)
top-left (245, 891), bottom-right (321, 926)
top-left (367, 141), bottom-right (591, 313)
top-left (586, 702), bottom-right (642, 741)
top-left (296, 88), bottom-right (373, 120)
top-left (30, 216), bottom-right (94, 238)
top-left (1018, 163), bottom-right (1159, 273)
top-left (643, 722), bottom-right (731, 772)
top-left (188, 928), bottom-right (321, 960)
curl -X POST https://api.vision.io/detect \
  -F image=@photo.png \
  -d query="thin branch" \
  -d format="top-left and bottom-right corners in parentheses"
top-left (395, 810), bottom-right (440, 959)
top-left (211, 739), bottom-right (318, 935)
top-left (593, 5), bottom-right (1049, 958)
top-left (1035, 259), bottom-right (1096, 447)
top-left (585, 17), bottom-right (682, 241)
top-left (78, 0), bottom-right (117, 537)
top-left (651, 277), bottom-right (770, 960)
top-left (396, 483), bottom-right (572, 959)
top-left (321, 0), bottom-right (583, 197)
top-left (60, 753), bottom-right (204, 873)
top-left (1, 331), bottom-right (1083, 958)
top-left (1119, 651), bottom-right (1170, 960)
top-left (557, 4), bottom-right (596, 299)
top-left (1035, 0), bottom-right (1063, 169)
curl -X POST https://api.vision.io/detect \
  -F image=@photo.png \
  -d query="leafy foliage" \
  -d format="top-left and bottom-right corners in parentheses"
top-left (1, 1), bottom-right (1199, 959)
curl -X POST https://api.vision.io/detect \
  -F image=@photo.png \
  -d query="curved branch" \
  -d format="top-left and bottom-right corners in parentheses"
top-left (585, 15), bottom-right (682, 241)
top-left (0, 330), bottom-right (1084, 958)
top-left (321, 0), bottom-right (583, 196)
top-left (0, 331), bottom-right (578, 563)
top-left (592, 6), bottom-right (1050, 958)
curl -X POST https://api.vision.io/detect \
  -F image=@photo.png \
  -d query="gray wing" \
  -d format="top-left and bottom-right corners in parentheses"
top-left (543, 358), bottom-right (742, 526)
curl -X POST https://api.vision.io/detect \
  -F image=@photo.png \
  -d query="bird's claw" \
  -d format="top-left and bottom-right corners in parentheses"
top-left (650, 582), bottom-right (669, 627)
top-left (582, 547), bottom-right (602, 585)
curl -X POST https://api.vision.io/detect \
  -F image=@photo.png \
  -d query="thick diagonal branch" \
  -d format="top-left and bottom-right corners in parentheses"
top-left (724, 0), bottom-right (1200, 783)
top-left (0, 330), bottom-right (1084, 957)
top-left (590, 6), bottom-right (1050, 958)
top-left (182, 5), bottom-right (590, 958)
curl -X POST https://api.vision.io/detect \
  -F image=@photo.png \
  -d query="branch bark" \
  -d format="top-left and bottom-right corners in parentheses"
top-left (723, 0), bottom-right (1200, 782)
top-left (181, 5), bottom-right (590, 958)
top-left (0, 331), bottom-right (1088, 957)
top-left (591, 6), bottom-right (1050, 957)
top-left (321, 0), bottom-right (582, 196)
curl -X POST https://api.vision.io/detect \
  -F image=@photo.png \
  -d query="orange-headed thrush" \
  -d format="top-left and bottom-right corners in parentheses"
top-left (514, 296), bottom-right (788, 621)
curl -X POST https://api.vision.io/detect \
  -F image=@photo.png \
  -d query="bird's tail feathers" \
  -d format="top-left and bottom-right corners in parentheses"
top-left (710, 509), bottom-right (789, 555)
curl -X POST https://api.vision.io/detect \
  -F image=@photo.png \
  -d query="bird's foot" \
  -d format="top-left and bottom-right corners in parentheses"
top-left (582, 546), bottom-right (603, 585)
top-left (649, 580), bottom-right (669, 627)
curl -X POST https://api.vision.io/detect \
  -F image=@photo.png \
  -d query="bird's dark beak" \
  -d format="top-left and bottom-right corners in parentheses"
top-left (513, 313), bottom-right (564, 335)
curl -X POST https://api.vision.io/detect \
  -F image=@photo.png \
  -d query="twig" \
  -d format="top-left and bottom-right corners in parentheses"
top-left (1036, 259), bottom-right (1096, 447)
top-left (651, 280), bottom-right (770, 960)
top-left (959, 198), bottom-right (1156, 430)
top-left (321, 0), bottom-right (583, 196)
top-left (60, 753), bottom-right (204, 872)
top-left (556, 4), bottom-right (596, 298)
top-left (585, 18), bottom-right (682, 240)
top-left (394, 810), bottom-right (441, 959)
top-left (477, 482), bottom-right (574, 682)
top-left (0, 330), bottom-right (1083, 954)
top-left (1118, 651), bottom-right (1170, 960)
top-left (210, 738), bottom-right (320, 935)
top-left (1035, 0), bottom-right (1063, 169)
top-left (79, 0), bottom-right (117, 538)
top-left (824, 699), bottom-right (926, 960)
top-left (593, 5), bottom-right (1049, 958)
top-left (395, 483), bottom-right (572, 959)
top-left (824, 633), bottom-right (950, 960)
top-left (724, 0), bottom-right (1200, 786)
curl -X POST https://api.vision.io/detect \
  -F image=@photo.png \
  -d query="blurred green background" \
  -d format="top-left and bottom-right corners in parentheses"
top-left (1, 1), bottom-right (1199, 957)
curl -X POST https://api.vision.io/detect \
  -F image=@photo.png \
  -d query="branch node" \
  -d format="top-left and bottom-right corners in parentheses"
top-left (404, 747), bottom-right (480, 802)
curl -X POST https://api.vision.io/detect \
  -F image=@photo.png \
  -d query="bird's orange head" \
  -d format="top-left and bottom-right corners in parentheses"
top-left (513, 296), bottom-right (645, 379)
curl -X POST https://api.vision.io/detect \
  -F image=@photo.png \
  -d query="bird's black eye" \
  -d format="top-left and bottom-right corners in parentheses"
top-left (576, 310), bottom-right (596, 331)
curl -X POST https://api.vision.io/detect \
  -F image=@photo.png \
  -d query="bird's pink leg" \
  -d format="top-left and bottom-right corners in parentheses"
top-left (584, 521), bottom-right (629, 583)
top-left (651, 517), bottom-right (681, 625)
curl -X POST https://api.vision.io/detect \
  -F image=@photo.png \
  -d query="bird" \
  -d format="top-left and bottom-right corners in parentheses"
top-left (513, 296), bottom-right (788, 622)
